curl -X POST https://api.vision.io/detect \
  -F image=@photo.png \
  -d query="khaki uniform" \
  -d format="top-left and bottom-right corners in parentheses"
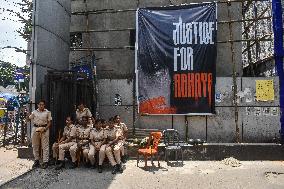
top-left (29, 109), bottom-right (52, 163)
top-left (76, 108), bottom-right (92, 122)
top-left (115, 122), bottom-right (128, 156)
top-left (52, 124), bottom-right (76, 161)
top-left (115, 122), bottom-right (128, 135)
top-left (88, 128), bottom-right (105, 165)
top-left (87, 123), bottom-right (94, 128)
top-left (69, 125), bottom-right (91, 162)
top-left (100, 127), bottom-right (123, 166)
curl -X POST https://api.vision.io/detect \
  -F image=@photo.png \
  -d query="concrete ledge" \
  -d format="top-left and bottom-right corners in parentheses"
top-left (17, 146), bottom-right (33, 159)
top-left (128, 143), bottom-right (284, 161)
top-left (17, 143), bottom-right (284, 161)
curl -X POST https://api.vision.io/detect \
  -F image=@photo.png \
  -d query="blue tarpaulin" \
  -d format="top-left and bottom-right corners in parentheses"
top-left (272, 0), bottom-right (284, 143)
top-left (0, 92), bottom-right (16, 100)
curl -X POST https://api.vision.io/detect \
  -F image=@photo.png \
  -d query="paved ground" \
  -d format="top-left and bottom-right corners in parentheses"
top-left (1, 160), bottom-right (284, 189)
top-left (0, 146), bottom-right (33, 186)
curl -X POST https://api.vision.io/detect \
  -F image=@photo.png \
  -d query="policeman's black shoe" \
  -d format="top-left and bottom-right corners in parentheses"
top-left (117, 163), bottom-right (123, 173)
top-left (91, 164), bottom-right (96, 169)
top-left (49, 158), bottom-right (57, 166)
top-left (112, 165), bottom-right (117, 174)
top-left (55, 161), bottom-right (65, 170)
top-left (84, 162), bottom-right (91, 168)
top-left (121, 155), bottom-right (127, 163)
top-left (98, 165), bottom-right (103, 173)
top-left (32, 160), bottom-right (40, 169)
top-left (70, 161), bottom-right (77, 169)
top-left (41, 162), bottom-right (48, 169)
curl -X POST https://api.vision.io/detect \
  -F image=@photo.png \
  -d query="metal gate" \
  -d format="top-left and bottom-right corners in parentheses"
top-left (44, 71), bottom-right (95, 144)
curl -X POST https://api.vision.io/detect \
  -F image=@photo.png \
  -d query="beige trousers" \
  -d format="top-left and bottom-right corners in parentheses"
top-left (88, 143), bottom-right (103, 165)
top-left (69, 143), bottom-right (89, 163)
top-left (52, 143), bottom-right (59, 159)
top-left (100, 141), bottom-right (124, 166)
top-left (58, 142), bottom-right (76, 161)
top-left (32, 128), bottom-right (49, 163)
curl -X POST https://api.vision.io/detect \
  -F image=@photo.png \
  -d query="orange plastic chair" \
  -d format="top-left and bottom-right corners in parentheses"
top-left (137, 132), bottom-right (162, 167)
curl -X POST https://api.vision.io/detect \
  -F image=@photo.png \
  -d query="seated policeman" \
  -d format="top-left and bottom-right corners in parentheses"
top-left (75, 102), bottom-right (92, 124)
top-left (99, 118), bottom-right (124, 174)
top-left (88, 119), bottom-right (106, 170)
top-left (114, 115), bottom-right (128, 163)
top-left (52, 116), bottom-right (77, 170)
top-left (69, 116), bottom-right (91, 168)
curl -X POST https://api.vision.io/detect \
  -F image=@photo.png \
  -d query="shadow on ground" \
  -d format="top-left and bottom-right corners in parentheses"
top-left (1, 161), bottom-right (118, 189)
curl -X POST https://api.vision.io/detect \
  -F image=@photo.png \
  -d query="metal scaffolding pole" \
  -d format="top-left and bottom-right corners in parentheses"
top-left (227, 2), bottom-right (240, 143)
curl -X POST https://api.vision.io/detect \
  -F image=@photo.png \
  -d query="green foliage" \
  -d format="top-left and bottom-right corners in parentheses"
top-left (0, 1), bottom-right (32, 91)
top-left (0, 62), bottom-right (17, 87)
top-left (0, 61), bottom-right (29, 90)
top-left (139, 137), bottom-right (149, 147)
top-left (0, 0), bottom-right (33, 42)
top-left (16, 0), bottom-right (33, 42)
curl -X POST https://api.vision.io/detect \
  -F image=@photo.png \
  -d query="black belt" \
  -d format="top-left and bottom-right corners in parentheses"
top-left (34, 124), bottom-right (47, 127)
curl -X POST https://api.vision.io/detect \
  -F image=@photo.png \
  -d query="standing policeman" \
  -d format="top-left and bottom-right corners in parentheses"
top-left (28, 100), bottom-right (52, 169)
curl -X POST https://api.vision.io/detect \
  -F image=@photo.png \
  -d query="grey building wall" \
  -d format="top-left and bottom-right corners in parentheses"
top-left (96, 77), bottom-right (280, 143)
top-left (70, 0), bottom-right (242, 77)
top-left (70, 0), bottom-right (279, 142)
top-left (30, 0), bottom-right (71, 103)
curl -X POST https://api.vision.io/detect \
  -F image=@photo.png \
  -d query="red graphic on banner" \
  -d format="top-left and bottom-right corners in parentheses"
top-left (139, 96), bottom-right (177, 114)
top-left (173, 73), bottom-right (212, 106)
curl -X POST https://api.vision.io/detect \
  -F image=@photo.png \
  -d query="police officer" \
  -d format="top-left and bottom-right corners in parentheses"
top-left (69, 116), bottom-right (91, 168)
top-left (52, 116), bottom-right (77, 170)
top-left (101, 119), bottom-right (108, 130)
top-left (88, 119), bottom-right (106, 171)
top-left (76, 102), bottom-right (92, 124)
top-left (100, 118), bottom-right (123, 174)
top-left (114, 115), bottom-right (128, 162)
top-left (28, 100), bottom-right (52, 169)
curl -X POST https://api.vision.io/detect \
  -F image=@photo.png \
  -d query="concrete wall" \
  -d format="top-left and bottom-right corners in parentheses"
top-left (70, 0), bottom-right (242, 77)
top-left (70, 0), bottom-right (279, 142)
top-left (30, 0), bottom-right (71, 103)
top-left (97, 77), bottom-right (280, 143)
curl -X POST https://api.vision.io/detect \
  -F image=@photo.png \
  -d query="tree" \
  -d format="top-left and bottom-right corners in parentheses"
top-left (0, 0), bottom-right (32, 60)
top-left (0, 0), bottom-right (32, 90)
top-left (0, 61), bottom-right (29, 91)
top-left (0, 61), bottom-right (17, 87)
top-left (0, 0), bottom-right (33, 42)
top-left (15, 0), bottom-right (33, 42)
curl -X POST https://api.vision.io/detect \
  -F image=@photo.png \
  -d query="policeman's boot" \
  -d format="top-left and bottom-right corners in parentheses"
top-left (32, 160), bottom-right (40, 169)
top-left (111, 165), bottom-right (117, 174)
top-left (98, 165), bottom-right (103, 173)
top-left (117, 163), bottom-right (123, 173)
top-left (70, 161), bottom-right (77, 169)
top-left (91, 163), bottom-right (96, 169)
top-left (41, 162), bottom-right (48, 169)
top-left (84, 161), bottom-right (91, 168)
top-left (49, 158), bottom-right (57, 166)
top-left (55, 161), bottom-right (65, 170)
top-left (121, 155), bottom-right (127, 163)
